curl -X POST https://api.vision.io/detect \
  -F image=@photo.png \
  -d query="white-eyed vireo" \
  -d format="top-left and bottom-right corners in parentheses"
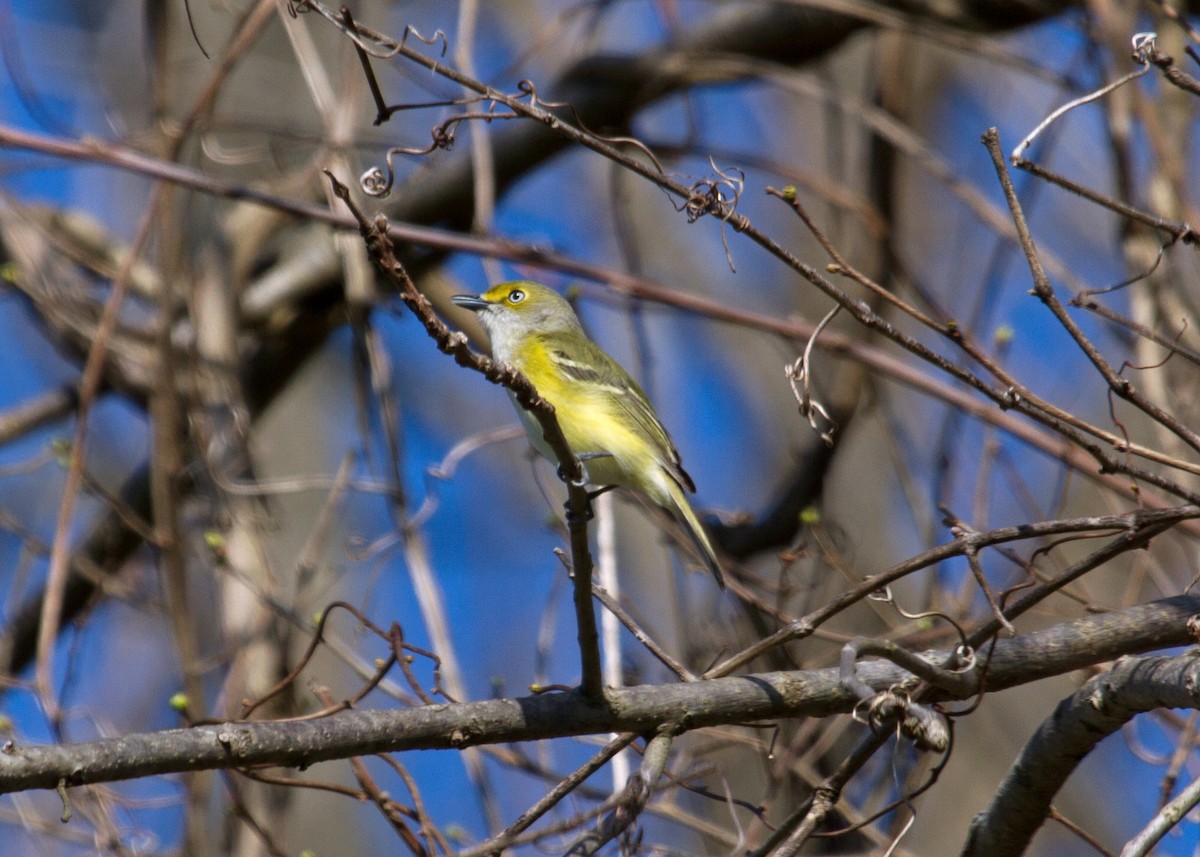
top-left (452, 281), bottom-right (725, 588)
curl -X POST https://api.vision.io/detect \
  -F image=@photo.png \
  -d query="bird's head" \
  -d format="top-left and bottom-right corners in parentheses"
top-left (452, 281), bottom-right (582, 345)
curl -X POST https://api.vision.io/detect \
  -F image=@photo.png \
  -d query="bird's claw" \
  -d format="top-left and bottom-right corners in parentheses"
top-left (558, 454), bottom-right (617, 523)
top-left (564, 499), bottom-right (595, 525)
top-left (558, 452), bottom-right (613, 487)
top-left (556, 463), bottom-right (589, 487)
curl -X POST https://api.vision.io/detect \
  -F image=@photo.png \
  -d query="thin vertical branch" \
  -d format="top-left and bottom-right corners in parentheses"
top-left (36, 200), bottom-right (155, 718)
top-left (595, 492), bottom-right (629, 789)
top-left (324, 173), bottom-right (604, 702)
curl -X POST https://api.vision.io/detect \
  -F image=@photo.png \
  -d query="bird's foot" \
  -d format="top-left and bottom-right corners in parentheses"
top-left (556, 452), bottom-right (612, 487)
top-left (564, 499), bottom-right (594, 525)
top-left (556, 462), bottom-right (587, 487)
top-left (563, 484), bottom-right (616, 526)
top-left (559, 454), bottom-right (616, 524)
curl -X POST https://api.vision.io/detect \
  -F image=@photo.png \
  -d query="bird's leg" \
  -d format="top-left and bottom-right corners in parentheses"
top-left (562, 483), bottom-right (619, 523)
top-left (556, 451), bottom-right (612, 487)
top-left (559, 453), bottom-right (614, 524)
top-left (586, 484), bottom-right (617, 502)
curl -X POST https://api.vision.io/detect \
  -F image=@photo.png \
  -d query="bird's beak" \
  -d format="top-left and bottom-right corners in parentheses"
top-left (451, 294), bottom-right (489, 311)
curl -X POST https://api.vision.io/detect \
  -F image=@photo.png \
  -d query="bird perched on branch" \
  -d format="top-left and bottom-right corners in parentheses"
top-left (452, 281), bottom-right (725, 588)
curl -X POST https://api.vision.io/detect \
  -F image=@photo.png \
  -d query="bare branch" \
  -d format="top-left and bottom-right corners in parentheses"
top-left (962, 652), bottom-right (1200, 857)
top-left (1, 594), bottom-right (1195, 796)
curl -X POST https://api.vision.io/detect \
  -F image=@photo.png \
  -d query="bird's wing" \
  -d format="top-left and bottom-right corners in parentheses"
top-left (543, 331), bottom-right (697, 493)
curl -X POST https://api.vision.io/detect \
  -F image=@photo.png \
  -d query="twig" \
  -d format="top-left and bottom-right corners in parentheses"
top-left (3, 122), bottom-right (1197, 507)
top-left (1010, 33), bottom-right (1154, 160)
top-left (706, 506), bottom-right (1200, 678)
top-left (1047, 807), bottom-right (1117, 857)
top-left (563, 729), bottom-right (674, 855)
top-left (753, 731), bottom-right (888, 857)
top-left (967, 514), bottom-right (1179, 647)
top-left (458, 733), bottom-right (638, 857)
top-left (311, 686), bottom-right (431, 854)
top-left (985, 128), bottom-right (1200, 456)
top-left (591, 583), bottom-right (697, 682)
top-left (1012, 156), bottom-right (1196, 246)
top-left (0, 385), bottom-right (78, 445)
top-left (840, 636), bottom-right (975, 700)
top-left (299, 1), bottom-right (1200, 493)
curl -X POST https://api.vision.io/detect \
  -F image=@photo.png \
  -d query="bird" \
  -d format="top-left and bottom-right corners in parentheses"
top-left (452, 280), bottom-right (725, 588)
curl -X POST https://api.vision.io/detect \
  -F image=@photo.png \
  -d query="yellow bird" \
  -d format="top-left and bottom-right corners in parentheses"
top-left (452, 281), bottom-right (725, 588)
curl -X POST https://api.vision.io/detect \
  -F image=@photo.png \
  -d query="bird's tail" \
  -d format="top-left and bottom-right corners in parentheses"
top-left (664, 478), bottom-right (726, 589)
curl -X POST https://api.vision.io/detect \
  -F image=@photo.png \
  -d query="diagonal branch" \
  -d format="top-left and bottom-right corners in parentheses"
top-left (961, 652), bottom-right (1200, 857)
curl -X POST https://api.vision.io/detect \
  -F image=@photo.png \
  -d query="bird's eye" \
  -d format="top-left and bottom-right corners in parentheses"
top-left (507, 289), bottom-right (526, 304)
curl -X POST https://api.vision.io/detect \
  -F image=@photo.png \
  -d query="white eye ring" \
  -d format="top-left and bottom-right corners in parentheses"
top-left (508, 289), bottom-right (526, 303)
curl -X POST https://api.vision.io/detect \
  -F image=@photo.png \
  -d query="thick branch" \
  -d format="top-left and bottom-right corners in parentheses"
top-left (961, 652), bottom-right (1200, 857)
top-left (1, 594), bottom-right (1196, 796)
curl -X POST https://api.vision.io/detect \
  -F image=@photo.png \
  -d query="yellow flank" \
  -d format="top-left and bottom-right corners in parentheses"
top-left (451, 280), bottom-right (725, 588)
top-left (512, 335), bottom-right (655, 494)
